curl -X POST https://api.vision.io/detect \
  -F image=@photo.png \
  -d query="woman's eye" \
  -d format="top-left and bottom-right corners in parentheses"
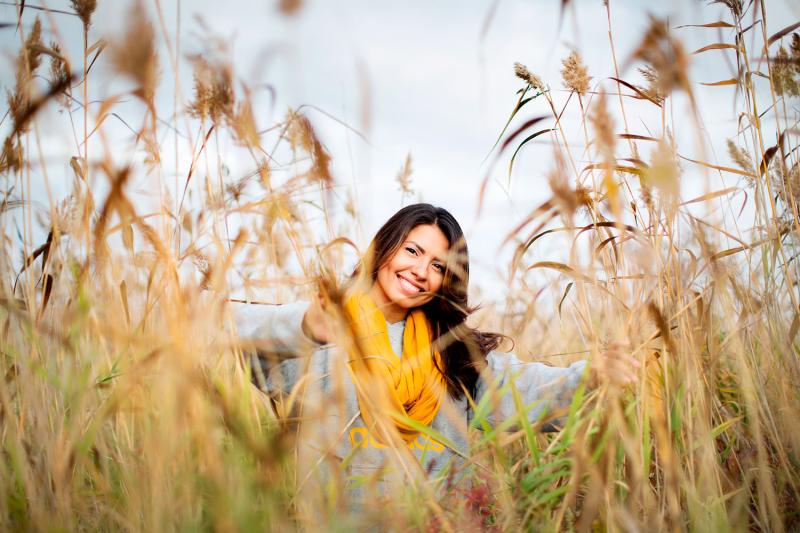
top-left (432, 263), bottom-right (445, 273)
top-left (405, 247), bottom-right (417, 255)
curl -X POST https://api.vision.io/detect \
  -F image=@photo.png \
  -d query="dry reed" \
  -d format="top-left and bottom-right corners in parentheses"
top-left (0, 1), bottom-right (799, 531)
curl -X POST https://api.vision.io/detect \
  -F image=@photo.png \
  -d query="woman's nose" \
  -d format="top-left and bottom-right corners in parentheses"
top-left (410, 259), bottom-right (427, 279)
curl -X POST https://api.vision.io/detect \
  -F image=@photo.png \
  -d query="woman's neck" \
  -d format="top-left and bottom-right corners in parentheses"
top-left (368, 282), bottom-right (407, 323)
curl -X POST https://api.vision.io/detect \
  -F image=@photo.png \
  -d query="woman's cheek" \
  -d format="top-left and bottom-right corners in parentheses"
top-left (430, 273), bottom-right (444, 294)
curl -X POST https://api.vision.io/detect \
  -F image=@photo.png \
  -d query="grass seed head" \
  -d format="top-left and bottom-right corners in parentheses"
top-left (639, 181), bottom-right (654, 208)
top-left (191, 252), bottom-right (210, 277)
top-left (48, 42), bottom-right (71, 88)
top-left (22, 18), bottom-right (44, 76)
top-left (53, 193), bottom-right (79, 236)
top-left (645, 138), bottom-right (680, 199)
top-left (189, 73), bottom-right (211, 121)
top-left (771, 160), bottom-right (800, 209)
top-left (396, 153), bottom-right (414, 195)
top-left (225, 176), bottom-right (251, 203)
top-left (279, 0), bottom-right (302, 15)
top-left (345, 191), bottom-right (356, 218)
top-left (590, 92), bottom-right (615, 160)
top-left (7, 17), bottom-right (44, 134)
top-left (514, 62), bottom-right (544, 92)
top-left (631, 17), bottom-right (690, 98)
top-left (70, 0), bottom-right (97, 29)
top-left (231, 100), bottom-right (261, 148)
top-left (710, 0), bottom-right (743, 20)
top-left (286, 111), bottom-right (333, 184)
top-left (0, 137), bottom-right (22, 174)
top-left (110, 3), bottom-right (159, 105)
top-left (781, 164), bottom-right (800, 207)
top-left (548, 169), bottom-right (592, 222)
top-left (561, 50), bottom-right (591, 95)
top-left (770, 45), bottom-right (800, 97)
top-left (189, 58), bottom-right (235, 125)
top-left (2, 1), bottom-right (800, 529)
top-left (726, 139), bottom-right (755, 184)
top-left (638, 66), bottom-right (665, 105)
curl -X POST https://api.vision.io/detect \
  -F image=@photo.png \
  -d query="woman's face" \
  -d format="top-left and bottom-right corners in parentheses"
top-left (370, 224), bottom-right (450, 322)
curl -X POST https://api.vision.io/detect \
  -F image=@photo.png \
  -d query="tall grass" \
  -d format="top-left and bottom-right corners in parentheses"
top-left (1, 0), bottom-right (799, 530)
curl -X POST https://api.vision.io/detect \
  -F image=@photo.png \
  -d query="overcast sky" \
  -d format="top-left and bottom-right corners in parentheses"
top-left (1, 0), bottom-right (798, 301)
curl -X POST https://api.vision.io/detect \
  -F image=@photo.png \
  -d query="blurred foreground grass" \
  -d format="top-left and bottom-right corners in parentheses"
top-left (1, 0), bottom-right (800, 530)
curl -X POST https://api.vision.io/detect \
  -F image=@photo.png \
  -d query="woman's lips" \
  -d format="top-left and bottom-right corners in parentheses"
top-left (397, 274), bottom-right (423, 295)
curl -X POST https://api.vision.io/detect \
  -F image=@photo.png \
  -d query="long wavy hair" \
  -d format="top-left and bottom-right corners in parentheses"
top-left (359, 203), bottom-right (504, 401)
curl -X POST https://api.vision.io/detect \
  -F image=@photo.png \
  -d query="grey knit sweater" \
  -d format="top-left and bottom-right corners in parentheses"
top-left (233, 301), bottom-right (587, 491)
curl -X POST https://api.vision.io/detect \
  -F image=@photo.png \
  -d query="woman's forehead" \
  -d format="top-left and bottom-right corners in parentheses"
top-left (405, 224), bottom-right (450, 255)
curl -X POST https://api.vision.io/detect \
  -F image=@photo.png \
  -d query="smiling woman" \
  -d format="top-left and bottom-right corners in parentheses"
top-left (299, 203), bottom-right (512, 403)
top-left (372, 224), bottom-right (448, 320)
top-left (232, 203), bottom-right (636, 505)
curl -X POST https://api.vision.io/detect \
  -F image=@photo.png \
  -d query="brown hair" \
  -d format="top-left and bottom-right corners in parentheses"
top-left (359, 203), bottom-right (504, 401)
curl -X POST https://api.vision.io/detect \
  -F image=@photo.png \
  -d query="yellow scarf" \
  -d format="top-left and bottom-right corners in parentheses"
top-left (344, 292), bottom-right (446, 443)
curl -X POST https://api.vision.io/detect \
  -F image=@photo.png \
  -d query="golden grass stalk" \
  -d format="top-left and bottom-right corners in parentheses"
top-left (0, 1), bottom-right (799, 531)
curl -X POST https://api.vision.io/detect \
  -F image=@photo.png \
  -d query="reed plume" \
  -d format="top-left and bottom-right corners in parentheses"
top-left (1, 1), bottom-right (799, 531)
top-left (726, 139), bottom-right (754, 178)
top-left (110, 2), bottom-right (158, 106)
top-left (771, 44), bottom-right (800, 97)
top-left (560, 50), bottom-right (590, 95)
top-left (514, 62), bottom-right (545, 92)
top-left (7, 17), bottom-right (43, 134)
top-left (710, 0), bottom-right (743, 20)
top-left (70, 0), bottom-right (97, 28)
top-left (286, 110), bottom-right (333, 184)
top-left (630, 17), bottom-right (691, 98)
top-left (589, 92), bottom-right (615, 160)
top-left (279, 0), bottom-right (302, 15)
top-left (396, 153), bottom-right (414, 196)
top-left (189, 58), bottom-right (235, 125)
top-left (637, 65), bottom-right (665, 105)
top-left (47, 42), bottom-right (71, 89)
top-left (0, 138), bottom-right (22, 174)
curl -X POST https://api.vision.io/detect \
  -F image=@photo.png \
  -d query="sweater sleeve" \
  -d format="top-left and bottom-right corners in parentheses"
top-left (232, 300), bottom-right (320, 358)
top-left (231, 300), bottom-right (323, 394)
top-left (475, 352), bottom-right (588, 432)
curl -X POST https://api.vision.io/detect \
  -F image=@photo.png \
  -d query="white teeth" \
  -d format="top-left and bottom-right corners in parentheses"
top-left (398, 276), bottom-right (422, 293)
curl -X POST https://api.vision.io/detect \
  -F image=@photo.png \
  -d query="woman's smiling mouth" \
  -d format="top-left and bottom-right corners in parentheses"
top-left (397, 274), bottom-right (423, 295)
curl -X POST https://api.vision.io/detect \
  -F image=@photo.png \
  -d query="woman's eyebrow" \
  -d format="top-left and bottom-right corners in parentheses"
top-left (406, 240), bottom-right (425, 254)
top-left (407, 240), bottom-right (445, 262)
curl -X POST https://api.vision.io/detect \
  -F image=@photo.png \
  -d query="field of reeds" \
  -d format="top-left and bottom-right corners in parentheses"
top-left (1, 0), bottom-right (799, 530)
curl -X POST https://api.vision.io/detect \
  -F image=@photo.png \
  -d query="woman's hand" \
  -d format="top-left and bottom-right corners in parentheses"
top-left (590, 342), bottom-right (641, 389)
top-left (301, 293), bottom-right (332, 345)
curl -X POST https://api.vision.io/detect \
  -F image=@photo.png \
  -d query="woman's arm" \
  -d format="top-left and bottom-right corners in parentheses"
top-left (232, 300), bottom-right (321, 359)
top-left (475, 352), bottom-right (588, 431)
top-left (475, 348), bottom-right (639, 431)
